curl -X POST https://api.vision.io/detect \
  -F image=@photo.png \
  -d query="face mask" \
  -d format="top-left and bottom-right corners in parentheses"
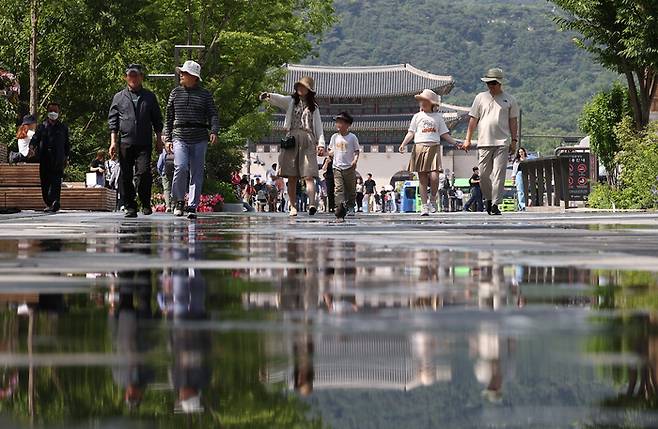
top-left (47, 112), bottom-right (59, 121)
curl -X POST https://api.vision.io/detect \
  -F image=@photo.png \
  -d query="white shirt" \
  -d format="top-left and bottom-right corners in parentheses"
top-left (265, 168), bottom-right (276, 185)
top-left (17, 130), bottom-right (35, 157)
top-left (329, 132), bottom-right (360, 170)
top-left (408, 111), bottom-right (450, 145)
top-left (469, 91), bottom-right (520, 147)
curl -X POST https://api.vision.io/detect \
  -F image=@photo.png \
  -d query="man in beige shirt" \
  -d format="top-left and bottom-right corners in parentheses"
top-left (462, 68), bottom-right (519, 215)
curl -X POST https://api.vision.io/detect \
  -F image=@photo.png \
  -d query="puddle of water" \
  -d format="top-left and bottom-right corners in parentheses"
top-left (0, 217), bottom-right (656, 428)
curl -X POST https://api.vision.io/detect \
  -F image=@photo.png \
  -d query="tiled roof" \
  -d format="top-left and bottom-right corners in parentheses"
top-left (271, 107), bottom-right (469, 132)
top-left (284, 64), bottom-right (455, 98)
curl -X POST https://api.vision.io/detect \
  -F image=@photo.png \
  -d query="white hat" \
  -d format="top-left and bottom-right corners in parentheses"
top-left (176, 60), bottom-right (202, 81)
top-left (414, 89), bottom-right (441, 105)
top-left (481, 68), bottom-right (504, 83)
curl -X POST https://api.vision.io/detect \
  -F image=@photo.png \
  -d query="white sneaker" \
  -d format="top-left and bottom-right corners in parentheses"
top-left (429, 200), bottom-right (437, 213)
top-left (289, 207), bottom-right (298, 217)
top-left (420, 204), bottom-right (430, 216)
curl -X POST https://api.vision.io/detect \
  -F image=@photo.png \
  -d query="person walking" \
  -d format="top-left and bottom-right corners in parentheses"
top-left (399, 89), bottom-right (460, 216)
top-left (328, 112), bottom-right (360, 220)
top-left (166, 60), bottom-right (220, 220)
top-left (108, 64), bottom-right (164, 218)
top-left (462, 68), bottom-right (520, 216)
top-left (30, 102), bottom-right (70, 212)
top-left (463, 166), bottom-right (484, 212)
top-left (355, 176), bottom-right (365, 212)
top-left (260, 76), bottom-right (326, 217)
top-left (512, 147), bottom-right (528, 211)
top-left (157, 147), bottom-right (175, 212)
top-left (363, 174), bottom-right (376, 213)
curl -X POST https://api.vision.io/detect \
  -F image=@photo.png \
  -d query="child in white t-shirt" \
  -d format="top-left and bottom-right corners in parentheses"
top-left (399, 89), bottom-right (460, 216)
top-left (328, 112), bottom-right (360, 220)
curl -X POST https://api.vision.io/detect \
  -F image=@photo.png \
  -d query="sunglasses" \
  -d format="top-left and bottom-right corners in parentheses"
top-left (486, 81), bottom-right (500, 86)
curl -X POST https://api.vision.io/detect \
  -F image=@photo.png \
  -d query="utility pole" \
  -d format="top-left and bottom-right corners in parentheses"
top-left (29, 0), bottom-right (39, 116)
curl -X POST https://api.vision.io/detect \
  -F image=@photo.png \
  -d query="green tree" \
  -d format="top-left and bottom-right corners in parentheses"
top-left (0, 0), bottom-right (336, 182)
top-left (578, 82), bottom-right (632, 185)
top-left (549, 0), bottom-right (658, 129)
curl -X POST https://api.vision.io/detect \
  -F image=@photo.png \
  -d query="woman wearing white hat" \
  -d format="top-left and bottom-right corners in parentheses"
top-left (260, 76), bottom-right (325, 217)
top-left (399, 89), bottom-right (461, 216)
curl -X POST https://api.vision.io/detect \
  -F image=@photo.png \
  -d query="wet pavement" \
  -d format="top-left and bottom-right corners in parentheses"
top-left (0, 210), bottom-right (657, 428)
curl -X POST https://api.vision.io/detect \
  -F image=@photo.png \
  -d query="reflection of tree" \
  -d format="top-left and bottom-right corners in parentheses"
top-left (591, 314), bottom-right (658, 410)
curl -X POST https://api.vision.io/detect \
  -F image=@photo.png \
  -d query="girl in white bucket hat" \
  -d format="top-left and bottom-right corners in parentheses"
top-left (398, 89), bottom-right (461, 216)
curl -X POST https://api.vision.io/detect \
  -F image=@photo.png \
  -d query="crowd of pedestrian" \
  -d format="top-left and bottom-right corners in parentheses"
top-left (12, 64), bottom-right (523, 218)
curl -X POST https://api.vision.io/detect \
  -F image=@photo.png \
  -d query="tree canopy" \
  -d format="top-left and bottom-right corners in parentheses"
top-left (0, 0), bottom-right (335, 181)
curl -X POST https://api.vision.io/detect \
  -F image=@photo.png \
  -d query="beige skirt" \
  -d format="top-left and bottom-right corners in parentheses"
top-left (278, 129), bottom-right (320, 178)
top-left (408, 144), bottom-right (441, 173)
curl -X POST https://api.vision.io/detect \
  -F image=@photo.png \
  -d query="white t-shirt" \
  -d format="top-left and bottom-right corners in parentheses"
top-left (265, 168), bottom-right (276, 185)
top-left (408, 111), bottom-right (450, 145)
top-left (469, 91), bottom-right (520, 147)
top-left (17, 130), bottom-right (35, 157)
top-left (329, 132), bottom-right (360, 170)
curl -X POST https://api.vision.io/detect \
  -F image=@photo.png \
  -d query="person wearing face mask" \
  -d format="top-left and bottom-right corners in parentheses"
top-left (29, 102), bottom-right (70, 212)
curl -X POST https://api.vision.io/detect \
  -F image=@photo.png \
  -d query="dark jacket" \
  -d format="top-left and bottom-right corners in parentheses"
top-left (108, 87), bottom-right (163, 146)
top-left (165, 85), bottom-right (219, 143)
top-left (30, 120), bottom-right (70, 169)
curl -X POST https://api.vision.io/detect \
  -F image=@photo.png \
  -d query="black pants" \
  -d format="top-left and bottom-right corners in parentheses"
top-left (39, 160), bottom-right (63, 208)
top-left (356, 192), bottom-right (364, 211)
top-left (119, 144), bottom-right (152, 211)
top-left (326, 176), bottom-right (335, 211)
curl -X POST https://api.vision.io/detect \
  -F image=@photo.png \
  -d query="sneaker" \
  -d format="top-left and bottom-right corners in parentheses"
top-left (289, 207), bottom-right (298, 217)
top-left (429, 200), bottom-right (438, 214)
top-left (124, 208), bottom-right (138, 218)
top-left (308, 206), bottom-right (317, 216)
top-left (173, 201), bottom-right (184, 217)
top-left (335, 203), bottom-right (347, 220)
top-left (490, 204), bottom-right (502, 216)
top-left (346, 208), bottom-right (356, 217)
top-left (420, 204), bottom-right (430, 216)
top-left (185, 206), bottom-right (197, 220)
top-left (142, 207), bottom-right (153, 216)
top-left (43, 206), bottom-right (54, 213)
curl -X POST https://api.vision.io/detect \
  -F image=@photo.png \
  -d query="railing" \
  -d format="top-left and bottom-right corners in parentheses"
top-left (519, 147), bottom-right (595, 209)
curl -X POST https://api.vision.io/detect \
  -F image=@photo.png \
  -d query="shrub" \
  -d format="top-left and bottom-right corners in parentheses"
top-left (589, 118), bottom-right (658, 209)
top-left (203, 179), bottom-right (239, 204)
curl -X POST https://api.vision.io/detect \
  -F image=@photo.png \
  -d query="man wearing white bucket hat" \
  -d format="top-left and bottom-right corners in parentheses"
top-left (399, 89), bottom-right (461, 216)
top-left (462, 68), bottom-right (520, 216)
top-left (165, 60), bottom-right (219, 220)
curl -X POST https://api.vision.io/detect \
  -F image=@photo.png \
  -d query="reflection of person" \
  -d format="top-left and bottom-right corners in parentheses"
top-left (109, 280), bottom-right (154, 410)
top-left (462, 68), bottom-right (520, 216)
top-left (108, 64), bottom-right (164, 218)
top-left (30, 102), bottom-right (70, 213)
top-left (260, 76), bottom-right (326, 217)
top-left (293, 331), bottom-right (314, 396)
top-left (471, 326), bottom-right (515, 404)
top-left (399, 89), bottom-right (460, 216)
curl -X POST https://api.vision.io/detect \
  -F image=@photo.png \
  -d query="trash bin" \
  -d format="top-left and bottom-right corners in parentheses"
top-left (401, 180), bottom-right (419, 213)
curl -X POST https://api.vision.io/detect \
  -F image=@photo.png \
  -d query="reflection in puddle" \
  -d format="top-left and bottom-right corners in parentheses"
top-left (0, 216), bottom-right (656, 428)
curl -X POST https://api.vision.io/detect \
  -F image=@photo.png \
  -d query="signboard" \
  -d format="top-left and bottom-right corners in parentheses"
top-left (566, 153), bottom-right (590, 200)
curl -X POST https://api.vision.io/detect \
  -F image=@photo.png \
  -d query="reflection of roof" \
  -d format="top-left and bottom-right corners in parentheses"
top-left (284, 64), bottom-right (455, 98)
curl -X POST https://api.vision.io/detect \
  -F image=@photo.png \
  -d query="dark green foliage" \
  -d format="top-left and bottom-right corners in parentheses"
top-left (310, 0), bottom-right (618, 154)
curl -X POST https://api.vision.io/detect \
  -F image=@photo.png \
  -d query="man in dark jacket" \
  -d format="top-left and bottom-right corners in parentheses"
top-left (166, 60), bottom-right (219, 220)
top-left (30, 102), bottom-right (70, 212)
top-left (108, 64), bottom-right (164, 218)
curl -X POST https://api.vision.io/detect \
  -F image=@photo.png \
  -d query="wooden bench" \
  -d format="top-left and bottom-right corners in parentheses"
top-left (0, 163), bottom-right (41, 186)
top-left (0, 187), bottom-right (116, 211)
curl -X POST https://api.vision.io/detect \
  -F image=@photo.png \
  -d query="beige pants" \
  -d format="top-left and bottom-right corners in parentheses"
top-left (478, 146), bottom-right (508, 205)
top-left (334, 166), bottom-right (357, 209)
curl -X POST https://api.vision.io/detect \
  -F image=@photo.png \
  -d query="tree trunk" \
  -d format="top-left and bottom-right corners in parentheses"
top-left (29, 0), bottom-right (38, 116)
top-left (625, 71), bottom-right (644, 130)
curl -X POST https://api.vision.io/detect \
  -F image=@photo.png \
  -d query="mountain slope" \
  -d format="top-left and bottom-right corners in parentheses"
top-left (308, 0), bottom-right (618, 144)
